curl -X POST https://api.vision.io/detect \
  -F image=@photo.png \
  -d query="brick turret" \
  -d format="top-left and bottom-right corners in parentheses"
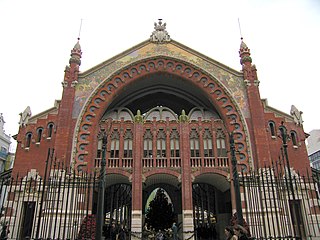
top-left (54, 39), bottom-right (82, 165)
top-left (239, 38), bottom-right (271, 168)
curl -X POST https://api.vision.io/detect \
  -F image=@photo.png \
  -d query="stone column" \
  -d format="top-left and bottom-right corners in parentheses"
top-left (180, 123), bottom-right (194, 240)
top-left (131, 122), bottom-right (143, 239)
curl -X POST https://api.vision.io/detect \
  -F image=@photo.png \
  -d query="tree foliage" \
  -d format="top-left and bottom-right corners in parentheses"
top-left (145, 188), bottom-right (174, 231)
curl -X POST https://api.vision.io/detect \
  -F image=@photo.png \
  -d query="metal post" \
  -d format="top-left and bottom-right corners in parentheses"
top-left (95, 130), bottom-right (108, 240)
top-left (279, 122), bottom-right (295, 199)
top-left (229, 132), bottom-right (244, 226)
top-left (35, 148), bottom-right (52, 239)
top-left (279, 122), bottom-right (301, 237)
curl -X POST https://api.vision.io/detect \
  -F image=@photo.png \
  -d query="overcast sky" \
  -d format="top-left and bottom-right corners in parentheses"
top-left (1, 0), bottom-right (319, 150)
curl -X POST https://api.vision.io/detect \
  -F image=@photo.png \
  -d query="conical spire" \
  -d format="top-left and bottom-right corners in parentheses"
top-left (239, 38), bottom-right (252, 65)
top-left (69, 38), bottom-right (82, 65)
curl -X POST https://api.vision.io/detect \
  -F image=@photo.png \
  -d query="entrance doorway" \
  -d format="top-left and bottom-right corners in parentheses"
top-left (145, 188), bottom-right (175, 231)
top-left (100, 183), bottom-right (132, 239)
top-left (143, 181), bottom-right (182, 240)
top-left (20, 201), bottom-right (36, 239)
top-left (193, 182), bottom-right (231, 240)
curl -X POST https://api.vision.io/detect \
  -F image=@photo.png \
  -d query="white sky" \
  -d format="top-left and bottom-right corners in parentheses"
top-left (1, 0), bottom-right (319, 150)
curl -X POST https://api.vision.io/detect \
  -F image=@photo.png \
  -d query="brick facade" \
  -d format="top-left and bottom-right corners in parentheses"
top-left (11, 26), bottom-right (311, 238)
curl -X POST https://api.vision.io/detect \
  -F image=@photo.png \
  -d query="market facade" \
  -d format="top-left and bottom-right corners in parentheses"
top-left (1, 20), bottom-right (319, 239)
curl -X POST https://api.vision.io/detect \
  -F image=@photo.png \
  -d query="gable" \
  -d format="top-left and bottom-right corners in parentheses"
top-left (73, 40), bottom-right (249, 119)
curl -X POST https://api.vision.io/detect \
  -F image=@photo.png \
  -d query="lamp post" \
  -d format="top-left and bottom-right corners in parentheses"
top-left (279, 122), bottom-right (301, 237)
top-left (229, 132), bottom-right (244, 226)
top-left (279, 122), bottom-right (295, 198)
top-left (95, 129), bottom-right (108, 240)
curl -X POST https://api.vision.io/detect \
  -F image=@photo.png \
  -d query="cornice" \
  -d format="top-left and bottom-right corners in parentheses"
top-left (262, 98), bottom-right (293, 120)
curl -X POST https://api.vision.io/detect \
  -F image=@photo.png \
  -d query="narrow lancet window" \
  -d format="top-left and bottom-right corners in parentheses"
top-left (124, 130), bottom-right (133, 158)
top-left (170, 129), bottom-right (180, 158)
top-left (268, 121), bottom-right (276, 137)
top-left (203, 129), bottom-right (213, 157)
top-left (144, 129), bottom-right (153, 158)
top-left (36, 128), bottom-right (43, 143)
top-left (47, 123), bottom-right (54, 138)
top-left (110, 130), bottom-right (120, 158)
top-left (157, 129), bottom-right (166, 157)
top-left (216, 129), bottom-right (227, 157)
top-left (190, 129), bottom-right (200, 157)
top-left (25, 132), bottom-right (32, 148)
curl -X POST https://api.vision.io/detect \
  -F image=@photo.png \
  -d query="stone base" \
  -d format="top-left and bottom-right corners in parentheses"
top-left (131, 210), bottom-right (142, 240)
top-left (182, 210), bottom-right (194, 240)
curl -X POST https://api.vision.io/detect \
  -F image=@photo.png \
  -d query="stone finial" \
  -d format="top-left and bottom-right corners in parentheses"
top-left (0, 113), bottom-right (4, 134)
top-left (19, 106), bottom-right (32, 127)
top-left (134, 110), bottom-right (144, 123)
top-left (179, 109), bottom-right (189, 123)
top-left (69, 39), bottom-right (82, 65)
top-left (290, 105), bottom-right (303, 126)
top-left (150, 19), bottom-right (171, 44)
top-left (239, 38), bottom-right (252, 65)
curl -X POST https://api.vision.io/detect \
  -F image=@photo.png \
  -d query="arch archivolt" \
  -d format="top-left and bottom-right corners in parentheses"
top-left (143, 169), bottom-right (181, 180)
top-left (105, 169), bottom-right (132, 178)
top-left (192, 168), bottom-right (230, 179)
top-left (73, 57), bottom-right (251, 172)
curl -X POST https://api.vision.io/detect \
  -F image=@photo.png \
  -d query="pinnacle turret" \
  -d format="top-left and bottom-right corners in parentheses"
top-left (69, 38), bottom-right (82, 65)
top-left (239, 38), bottom-right (252, 65)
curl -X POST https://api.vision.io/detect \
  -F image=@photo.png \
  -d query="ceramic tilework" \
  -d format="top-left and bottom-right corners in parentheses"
top-left (73, 43), bottom-right (249, 118)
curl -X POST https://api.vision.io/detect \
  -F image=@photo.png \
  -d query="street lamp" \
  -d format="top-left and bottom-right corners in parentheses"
top-left (279, 122), bottom-right (295, 199)
top-left (95, 129), bottom-right (108, 240)
top-left (229, 131), bottom-right (244, 226)
top-left (279, 121), bottom-right (302, 237)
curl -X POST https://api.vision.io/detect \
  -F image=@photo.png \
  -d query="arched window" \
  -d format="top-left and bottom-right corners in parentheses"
top-left (123, 130), bottom-right (133, 158)
top-left (170, 129), bottom-right (180, 157)
top-left (25, 132), bottom-right (32, 148)
top-left (203, 129), bottom-right (213, 157)
top-left (290, 131), bottom-right (298, 147)
top-left (110, 130), bottom-right (120, 158)
top-left (157, 129), bottom-right (166, 157)
top-left (216, 129), bottom-right (227, 157)
top-left (47, 122), bottom-right (54, 138)
top-left (36, 128), bottom-right (43, 143)
top-left (190, 129), bottom-right (200, 157)
top-left (268, 121), bottom-right (276, 137)
top-left (144, 129), bottom-right (153, 158)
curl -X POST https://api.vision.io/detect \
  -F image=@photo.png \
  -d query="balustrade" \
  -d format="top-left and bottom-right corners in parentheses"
top-left (95, 157), bottom-right (228, 170)
top-left (191, 157), bottom-right (229, 168)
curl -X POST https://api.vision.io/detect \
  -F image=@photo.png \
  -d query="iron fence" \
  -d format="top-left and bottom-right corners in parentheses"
top-left (0, 149), bottom-right (320, 239)
top-left (0, 149), bottom-right (97, 240)
top-left (241, 161), bottom-right (320, 239)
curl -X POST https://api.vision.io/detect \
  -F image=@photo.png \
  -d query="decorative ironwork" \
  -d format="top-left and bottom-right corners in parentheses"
top-left (0, 148), bottom-right (319, 239)
top-left (229, 132), bottom-right (244, 226)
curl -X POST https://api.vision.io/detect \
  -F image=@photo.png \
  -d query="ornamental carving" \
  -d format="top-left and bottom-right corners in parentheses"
top-left (19, 106), bottom-right (32, 127)
top-left (150, 19), bottom-right (171, 44)
top-left (290, 105), bottom-right (303, 126)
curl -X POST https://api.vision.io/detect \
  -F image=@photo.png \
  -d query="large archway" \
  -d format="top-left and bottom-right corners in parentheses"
top-left (73, 57), bottom-right (250, 172)
top-left (193, 173), bottom-right (232, 240)
top-left (73, 56), bottom-right (251, 239)
top-left (142, 173), bottom-right (182, 238)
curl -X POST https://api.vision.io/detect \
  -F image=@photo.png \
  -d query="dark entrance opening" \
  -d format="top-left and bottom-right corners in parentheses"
top-left (289, 200), bottom-right (306, 239)
top-left (145, 188), bottom-right (175, 231)
top-left (93, 183), bottom-right (132, 239)
top-left (193, 183), bottom-right (231, 240)
top-left (20, 201), bottom-right (36, 239)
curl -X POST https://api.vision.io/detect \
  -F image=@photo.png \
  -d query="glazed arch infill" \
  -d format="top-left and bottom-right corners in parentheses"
top-left (73, 57), bottom-right (250, 172)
